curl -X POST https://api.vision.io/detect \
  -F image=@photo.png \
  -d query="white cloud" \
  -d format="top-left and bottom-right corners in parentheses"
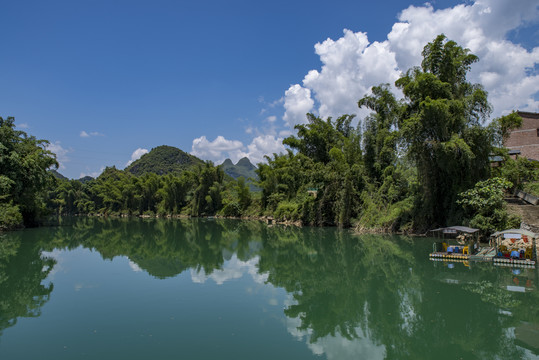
top-left (79, 166), bottom-right (105, 179)
top-left (190, 1), bottom-right (538, 170)
top-left (304, 30), bottom-right (401, 121)
top-left (17, 123), bottom-right (29, 129)
top-left (191, 134), bottom-right (285, 165)
top-left (245, 135), bottom-right (285, 165)
top-left (126, 148), bottom-right (149, 166)
top-left (191, 135), bottom-right (245, 163)
top-left (282, 84), bottom-right (315, 128)
top-left (80, 130), bottom-right (104, 138)
top-left (46, 141), bottom-right (70, 169)
top-left (387, 0), bottom-right (539, 116)
top-left (284, 0), bottom-right (539, 122)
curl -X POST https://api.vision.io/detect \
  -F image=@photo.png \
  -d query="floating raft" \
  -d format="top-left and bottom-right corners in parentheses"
top-left (429, 247), bottom-right (496, 261)
top-left (430, 247), bottom-right (536, 268)
top-left (430, 257), bottom-right (470, 263)
top-left (430, 252), bottom-right (470, 260)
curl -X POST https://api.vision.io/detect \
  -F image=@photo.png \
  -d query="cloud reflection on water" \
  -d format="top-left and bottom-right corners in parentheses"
top-left (190, 254), bottom-right (269, 285)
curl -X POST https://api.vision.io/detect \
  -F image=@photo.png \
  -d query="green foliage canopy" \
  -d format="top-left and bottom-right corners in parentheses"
top-left (396, 34), bottom-right (492, 227)
top-left (0, 117), bottom-right (57, 228)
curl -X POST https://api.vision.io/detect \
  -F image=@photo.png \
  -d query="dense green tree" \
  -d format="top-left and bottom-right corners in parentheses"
top-left (0, 117), bottom-right (57, 228)
top-left (457, 177), bottom-right (520, 236)
top-left (235, 177), bottom-right (252, 211)
top-left (157, 173), bottom-right (191, 215)
top-left (256, 151), bottom-right (312, 212)
top-left (396, 34), bottom-right (492, 227)
top-left (191, 162), bottom-right (225, 216)
top-left (258, 114), bottom-right (363, 226)
top-left (489, 111), bottom-right (523, 148)
top-left (358, 84), bottom-right (402, 184)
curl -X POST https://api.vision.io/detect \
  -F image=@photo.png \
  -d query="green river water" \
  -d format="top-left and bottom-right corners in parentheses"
top-left (0, 217), bottom-right (537, 359)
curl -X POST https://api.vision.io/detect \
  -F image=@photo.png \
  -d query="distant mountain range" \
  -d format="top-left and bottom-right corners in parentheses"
top-left (50, 146), bottom-right (260, 185)
top-left (49, 169), bottom-right (68, 180)
top-left (125, 145), bottom-right (204, 176)
top-left (220, 157), bottom-right (259, 191)
top-left (220, 157), bottom-right (258, 181)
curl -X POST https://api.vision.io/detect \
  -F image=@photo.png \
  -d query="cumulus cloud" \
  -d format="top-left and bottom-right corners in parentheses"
top-left (282, 84), bottom-right (315, 128)
top-left (284, 0), bottom-right (539, 123)
top-left (191, 135), bottom-right (245, 163)
top-left (46, 141), bottom-right (70, 169)
top-left (191, 134), bottom-right (285, 165)
top-left (126, 148), bottom-right (149, 166)
top-left (387, 0), bottom-right (539, 116)
top-left (190, 1), bottom-right (537, 169)
top-left (79, 166), bottom-right (105, 179)
top-left (304, 30), bottom-right (400, 120)
top-left (245, 135), bottom-right (286, 164)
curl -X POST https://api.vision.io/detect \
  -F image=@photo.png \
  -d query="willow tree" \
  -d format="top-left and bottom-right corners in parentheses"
top-left (396, 35), bottom-right (492, 227)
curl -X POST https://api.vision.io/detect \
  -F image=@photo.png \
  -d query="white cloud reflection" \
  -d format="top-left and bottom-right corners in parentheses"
top-left (128, 260), bottom-right (142, 272)
top-left (190, 254), bottom-right (269, 285)
top-left (284, 296), bottom-right (386, 359)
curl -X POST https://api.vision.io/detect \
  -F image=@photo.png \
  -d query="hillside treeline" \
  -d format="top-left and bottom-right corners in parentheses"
top-left (47, 163), bottom-right (251, 219)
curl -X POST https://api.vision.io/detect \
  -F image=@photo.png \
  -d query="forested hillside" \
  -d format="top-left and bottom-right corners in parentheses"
top-left (126, 145), bottom-right (204, 176)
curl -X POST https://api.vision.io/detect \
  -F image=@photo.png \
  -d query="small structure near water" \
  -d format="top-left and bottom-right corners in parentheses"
top-left (429, 226), bottom-right (537, 269)
top-left (430, 226), bottom-right (481, 259)
top-left (491, 229), bottom-right (537, 269)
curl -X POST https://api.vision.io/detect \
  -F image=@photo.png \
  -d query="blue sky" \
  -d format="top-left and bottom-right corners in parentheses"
top-left (1, 0), bottom-right (538, 179)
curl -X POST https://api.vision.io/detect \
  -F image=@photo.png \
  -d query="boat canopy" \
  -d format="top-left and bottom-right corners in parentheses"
top-left (490, 229), bottom-right (538, 240)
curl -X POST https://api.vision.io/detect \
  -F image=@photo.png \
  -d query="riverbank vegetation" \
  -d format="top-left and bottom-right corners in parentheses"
top-left (0, 117), bottom-right (57, 230)
top-left (2, 35), bottom-right (538, 233)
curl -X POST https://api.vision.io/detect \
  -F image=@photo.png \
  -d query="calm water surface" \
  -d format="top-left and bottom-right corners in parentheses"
top-left (0, 217), bottom-right (538, 359)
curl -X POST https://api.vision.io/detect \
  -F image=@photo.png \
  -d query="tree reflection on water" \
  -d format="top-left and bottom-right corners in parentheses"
top-left (0, 232), bottom-right (55, 339)
top-left (1, 217), bottom-right (537, 359)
